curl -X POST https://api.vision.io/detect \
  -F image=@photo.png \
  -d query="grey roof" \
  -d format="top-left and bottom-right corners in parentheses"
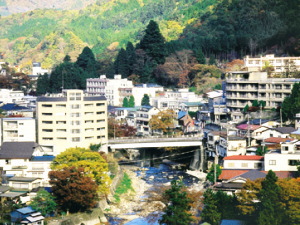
top-left (0, 142), bottom-right (38, 159)
top-left (0, 191), bottom-right (27, 198)
top-left (274, 127), bottom-right (296, 134)
top-left (214, 182), bottom-right (244, 190)
top-left (220, 219), bottom-right (246, 225)
top-left (235, 170), bottom-right (266, 181)
top-left (9, 177), bottom-right (39, 182)
top-left (0, 186), bottom-right (10, 193)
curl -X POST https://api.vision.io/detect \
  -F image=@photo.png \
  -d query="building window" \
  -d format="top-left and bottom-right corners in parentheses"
top-left (5, 159), bottom-right (11, 165)
top-left (85, 103), bottom-right (93, 107)
top-left (72, 137), bottom-right (80, 142)
top-left (42, 129), bottom-right (53, 132)
top-left (269, 160), bottom-right (276, 165)
top-left (85, 136), bottom-right (93, 140)
top-left (97, 119), bottom-right (105, 122)
top-left (56, 121), bottom-right (66, 124)
top-left (42, 137), bottom-right (53, 140)
top-left (85, 112), bottom-right (94, 115)
top-left (42, 113), bottom-right (52, 116)
top-left (254, 163), bottom-right (262, 169)
top-left (97, 111), bottom-right (105, 115)
top-left (71, 121), bottom-right (80, 125)
top-left (72, 129), bottom-right (80, 134)
top-left (71, 113), bottom-right (80, 117)
top-left (96, 103), bottom-right (105, 106)
top-left (71, 104), bottom-right (80, 109)
top-left (42, 104), bottom-right (52, 107)
top-left (241, 163), bottom-right (248, 168)
top-left (19, 123), bottom-right (24, 125)
top-left (85, 120), bottom-right (93, 123)
top-left (42, 121), bottom-right (53, 124)
top-left (57, 137), bottom-right (67, 140)
top-left (288, 160), bottom-right (300, 166)
top-left (85, 128), bottom-right (94, 132)
top-left (227, 163), bottom-right (234, 168)
top-left (56, 104), bottom-right (66, 107)
top-left (57, 129), bottom-right (66, 132)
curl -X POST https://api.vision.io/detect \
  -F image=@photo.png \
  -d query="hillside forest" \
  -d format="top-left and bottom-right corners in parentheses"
top-left (0, 0), bottom-right (299, 94)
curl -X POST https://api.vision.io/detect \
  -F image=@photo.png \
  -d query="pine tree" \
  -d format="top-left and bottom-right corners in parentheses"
top-left (126, 42), bottom-right (137, 75)
top-left (159, 180), bottom-right (193, 225)
top-left (75, 46), bottom-right (97, 79)
top-left (195, 48), bottom-right (206, 64)
top-left (36, 74), bottom-right (49, 95)
top-left (141, 94), bottom-right (150, 106)
top-left (123, 97), bottom-right (129, 107)
top-left (128, 95), bottom-right (135, 107)
top-left (257, 170), bottom-right (282, 225)
top-left (209, 55), bottom-right (216, 65)
top-left (140, 20), bottom-right (166, 65)
top-left (114, 48), bottom-right (129, 78)
top-left (201, 189), bottom-right (221, 225)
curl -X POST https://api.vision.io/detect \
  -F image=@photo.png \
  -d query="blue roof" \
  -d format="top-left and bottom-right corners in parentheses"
top-left (178, 111), bottom-right (187, 119)
top-left (31, 156), bottom-right (55, 161)
top-left (17, 206), bottom-right (35, 215)
top-left (0, 103), bottom-right (29, 111)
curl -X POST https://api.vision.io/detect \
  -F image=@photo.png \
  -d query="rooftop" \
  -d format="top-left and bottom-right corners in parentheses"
top-left (224, 155), bottom-right (264, 161)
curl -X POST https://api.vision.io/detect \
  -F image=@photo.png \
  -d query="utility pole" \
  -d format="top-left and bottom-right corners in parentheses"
top-left (280, 107), bottom-right (283, 127)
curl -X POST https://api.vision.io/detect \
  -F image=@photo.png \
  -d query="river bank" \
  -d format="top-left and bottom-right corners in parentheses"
top-left (106, 165), bottom-right (207, 224)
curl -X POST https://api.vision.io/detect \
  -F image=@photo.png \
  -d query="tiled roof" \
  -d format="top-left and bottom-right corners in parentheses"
top-left (219, 169), bottom-right (250, 180)
top-left (223, 155), bottom-right (264, 161)
top-left (236, 124), bottom-right (261, 130)
top-left (0, 142), bottom-right (38, 159)
top-left (264, 137), bottom-right (294, 143)
top-left (0, 103), bottom-right (29, 111)
top-left (235, 170), bottom-right (266, 181)
top-left (274, 127), bottom-right (296, 134)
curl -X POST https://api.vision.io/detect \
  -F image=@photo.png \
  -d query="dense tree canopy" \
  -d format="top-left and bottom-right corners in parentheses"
top-left (49, 167), bottom-right (99, 213)
top-left (29, 189), bottom-right (56, 216)
top-left (141, 94), bottom-right (150, 106)
top-left (51, 147), bottom-right (111, 195)
top-left (149, 109), bottom-right (176, 134)
top-left (281, 82), bottom-right (300, 121)
top-left (159, 180), bottom-right (193, 225)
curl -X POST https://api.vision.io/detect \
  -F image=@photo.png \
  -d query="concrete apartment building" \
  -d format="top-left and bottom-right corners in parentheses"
top-left (244, 54), bottom-right (300, 75)
top-left (226, 71), bottom-right (299, 121)
top-left (264, 140), bottom-right (300, 172)
top-left (0, 89), bottom-right (24, 104)
top-left (1, 117), bottom-right (36, 143)
top-left (36, 89), bottom-right (108, 155)
top-left (86, 75), bottom-right (133, 106)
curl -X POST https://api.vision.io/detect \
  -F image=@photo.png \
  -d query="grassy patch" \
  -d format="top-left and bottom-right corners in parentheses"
top-left (113, 173), bottom-right (134, 203)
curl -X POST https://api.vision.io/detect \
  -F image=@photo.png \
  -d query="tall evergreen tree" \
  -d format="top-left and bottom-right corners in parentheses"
top-left (114, 48), bottom-right (129, 78)
top-left (122, 97), bottom-right (129, 107)
top-left (159, 180), bottom-right (193, 225)
top-left (75, 46), bottom-right (98, 83)
top-left (195, 48), bottom-right (206, 64)
top-left (258, 170), bottom-right (282, 225)
top-left (201, 189), bottom-right (221, 225)
top-left (141, 94), bottom-right (150, 106)
top-left (281, 82), bottom-right (300, 121)
top-left (140, 20), bottom-right (166, 65)
top-left (128, 95), bottom-right (135, 107)
top-left (36, 74), bottom-right (49, 96)
top-left (126, 42), bottom-right (137, 75)
top-left (209, 55), bottom-right (216, 65)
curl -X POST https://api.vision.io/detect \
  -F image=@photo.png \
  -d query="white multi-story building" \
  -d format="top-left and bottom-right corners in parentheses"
top-left (86, 75), bottom-right (133, 106)
top-left (136, 106), bottom-right (160, 136)
top-left (133, 84), bottom-right (164, 106)
top-left (244, 54), bottom-right (300, 75)
top-left (152, 89), bottom-right (202, 110)
top-left (36, 89), bottom-right (108, 155)
top-left (226, 71), bottom-right (299, 121)
top-left (264, 140), bottom-right (300, 172)
top-left (0, 89), bottom-right (24, 104)
top-left (1, 117), bottom-right (36, 143)
top-left (32, 62), bottom-right (49, 75)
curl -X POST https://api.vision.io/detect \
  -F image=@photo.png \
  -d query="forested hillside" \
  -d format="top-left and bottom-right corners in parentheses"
top-left (0, 0), bottom-right (217, 72)
top-left (0, 0), bottom-right (299, 92)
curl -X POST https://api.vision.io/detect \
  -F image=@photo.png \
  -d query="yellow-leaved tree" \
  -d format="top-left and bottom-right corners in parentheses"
top-left (51, 147), bottom-right (111, 196)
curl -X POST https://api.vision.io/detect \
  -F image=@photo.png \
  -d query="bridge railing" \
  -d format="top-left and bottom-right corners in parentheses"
top-left (108, 133), bottom-right (203, 144)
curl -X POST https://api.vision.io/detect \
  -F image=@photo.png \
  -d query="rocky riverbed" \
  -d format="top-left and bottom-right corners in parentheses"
top-left (106, 165), bottom-right (207, 225)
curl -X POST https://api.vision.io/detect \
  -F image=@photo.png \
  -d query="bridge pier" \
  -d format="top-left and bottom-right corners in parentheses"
top-left (127, 149), bottom-right (140, 160)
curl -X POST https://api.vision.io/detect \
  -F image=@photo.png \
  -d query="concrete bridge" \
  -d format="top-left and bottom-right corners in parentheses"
top-left (108, 134), bottom-right (203, 150)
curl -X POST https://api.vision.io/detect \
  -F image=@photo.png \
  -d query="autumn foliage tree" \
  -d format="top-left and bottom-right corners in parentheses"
top-left (49, 167), bottom-right (99, 213)
top-left (149, 109), bottom-right (176, 134)
top-left (51, 147), bottom-right (111, 195)
top-left (108, 118), bottom-right (137, 138)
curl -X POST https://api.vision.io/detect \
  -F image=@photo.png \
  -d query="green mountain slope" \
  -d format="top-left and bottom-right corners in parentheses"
top-left (0, 0), bottom-right (217, 72)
